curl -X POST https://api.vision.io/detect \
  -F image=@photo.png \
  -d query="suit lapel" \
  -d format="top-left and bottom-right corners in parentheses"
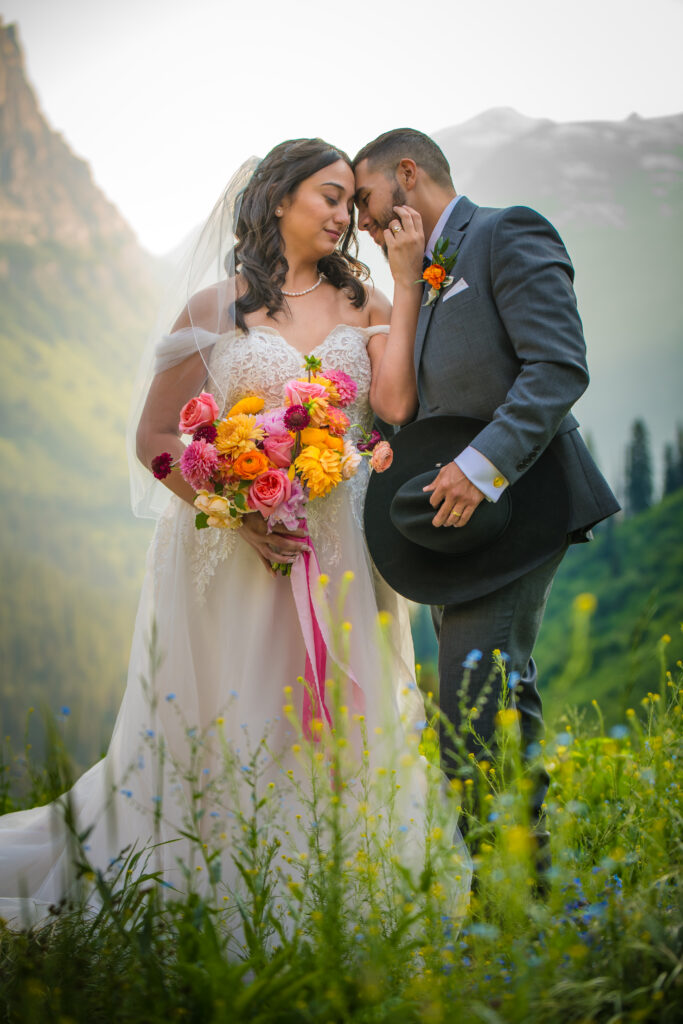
top-left (413, 196), bottom-right (478, 377)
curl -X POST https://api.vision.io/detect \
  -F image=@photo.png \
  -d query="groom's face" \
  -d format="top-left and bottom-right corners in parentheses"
top-left (354, 160), bottom-right (408, 256)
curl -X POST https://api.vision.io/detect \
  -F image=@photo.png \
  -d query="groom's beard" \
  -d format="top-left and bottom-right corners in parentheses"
top-left (377, 184), bottom-right (409, 257)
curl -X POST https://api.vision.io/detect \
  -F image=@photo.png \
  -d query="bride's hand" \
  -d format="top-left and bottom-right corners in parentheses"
top-left (238, 513), bottom-right (310, 575)
top-left (384, 205), bottom-right (425, 290)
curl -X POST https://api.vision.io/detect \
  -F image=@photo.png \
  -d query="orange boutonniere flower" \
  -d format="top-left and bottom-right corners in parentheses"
top-left (417, 235), bottom-right (459, 306)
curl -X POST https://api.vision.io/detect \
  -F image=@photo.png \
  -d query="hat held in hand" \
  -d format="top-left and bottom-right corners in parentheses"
top-left (364, 416), bottom-right (569, 605)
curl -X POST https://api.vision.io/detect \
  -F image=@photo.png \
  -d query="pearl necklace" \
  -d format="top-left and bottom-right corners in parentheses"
top-left (282, 274), bottom-right (324, 297)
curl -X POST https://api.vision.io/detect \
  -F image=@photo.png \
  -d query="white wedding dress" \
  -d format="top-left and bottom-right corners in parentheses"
top-left (0, 324), bottom-right (471, 934)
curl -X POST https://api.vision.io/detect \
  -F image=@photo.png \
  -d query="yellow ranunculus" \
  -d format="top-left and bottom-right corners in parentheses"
top-left (225, 395), bottom-right (265, 417)
top-left (299, 427), bottom-right (344, 452)
top-left (295, 445), bottom-right (342, 498)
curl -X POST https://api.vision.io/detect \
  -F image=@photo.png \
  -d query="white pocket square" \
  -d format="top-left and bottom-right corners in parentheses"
top-left (442, 277), bottom-right (469, 302)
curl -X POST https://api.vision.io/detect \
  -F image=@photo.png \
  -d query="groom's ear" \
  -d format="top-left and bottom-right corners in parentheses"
top-left (396, 158), bottom-right (418, 191)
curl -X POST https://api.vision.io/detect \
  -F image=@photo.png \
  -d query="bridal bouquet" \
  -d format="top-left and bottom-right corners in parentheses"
top-left (152, 354), bottom-right (392, 554)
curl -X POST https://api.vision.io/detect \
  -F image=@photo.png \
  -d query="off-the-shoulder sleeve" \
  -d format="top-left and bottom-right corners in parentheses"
top-left (153, 327), bottom-right (221, 374)
top-left (363, 324), bottom-right (390, 339)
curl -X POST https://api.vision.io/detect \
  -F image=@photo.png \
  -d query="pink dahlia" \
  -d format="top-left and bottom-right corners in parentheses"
top-left (325, 406), bottom-right (350, 437)
top-left (325, 369), bottom-right (357, 407)
top-left (180, 439), bottom-right (219, 490)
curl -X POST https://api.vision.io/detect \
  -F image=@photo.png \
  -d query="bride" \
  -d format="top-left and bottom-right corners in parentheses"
top-left (0, 138), bottom-right (470, 934)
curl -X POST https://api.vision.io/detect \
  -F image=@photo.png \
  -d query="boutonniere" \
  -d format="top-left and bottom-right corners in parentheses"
top-left (418, 236), bottom-right (459, 306)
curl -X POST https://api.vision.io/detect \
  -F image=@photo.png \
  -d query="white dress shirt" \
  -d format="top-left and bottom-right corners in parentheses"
top-left (425, 196), bottom-right (509, 503)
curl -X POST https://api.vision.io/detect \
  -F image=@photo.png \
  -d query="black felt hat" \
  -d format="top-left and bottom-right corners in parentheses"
top-left (364, 416), bottom-right (569, 605)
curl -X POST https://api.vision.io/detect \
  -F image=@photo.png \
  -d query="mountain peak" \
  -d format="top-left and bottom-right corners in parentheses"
top-left (0, 21), bottom-right (138, 249)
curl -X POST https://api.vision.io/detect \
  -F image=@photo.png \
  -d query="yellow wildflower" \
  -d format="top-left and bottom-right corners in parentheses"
top-left (574, 592), bottom-right (597, 614)
top-left (215, 414), bottom-right (264, 458)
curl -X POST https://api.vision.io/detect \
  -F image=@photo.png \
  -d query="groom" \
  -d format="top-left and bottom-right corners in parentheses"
top-left (354, 129), bottom-right (619, 852)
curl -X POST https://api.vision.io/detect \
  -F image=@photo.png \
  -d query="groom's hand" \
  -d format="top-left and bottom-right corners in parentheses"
top-left (423, 463), bottom-right (484, 528)
top-left (384, 205), bottom-right (425, 289)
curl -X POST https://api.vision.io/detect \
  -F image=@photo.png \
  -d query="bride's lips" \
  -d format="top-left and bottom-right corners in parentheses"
top-left (324, 228), bottom-right (341, 242)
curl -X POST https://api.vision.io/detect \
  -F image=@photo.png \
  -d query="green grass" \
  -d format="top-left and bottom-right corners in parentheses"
top-left (0, 615), bottom-right (681, 1023)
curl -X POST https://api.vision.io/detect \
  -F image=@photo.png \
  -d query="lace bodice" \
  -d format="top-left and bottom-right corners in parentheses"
top-left (154, 323), bottom-right (384, 596)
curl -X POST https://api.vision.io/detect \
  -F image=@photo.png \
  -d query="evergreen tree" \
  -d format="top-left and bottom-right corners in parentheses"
top-left (662, 424), bottom-right (683, 496)
top-left (624, 419), bottom-right (653, 516)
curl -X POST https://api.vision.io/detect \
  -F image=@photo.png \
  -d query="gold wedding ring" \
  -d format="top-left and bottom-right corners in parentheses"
top-left (450, 510), bottom-right (462, 519)
top-left (392, 224), bottom-right (401, 233)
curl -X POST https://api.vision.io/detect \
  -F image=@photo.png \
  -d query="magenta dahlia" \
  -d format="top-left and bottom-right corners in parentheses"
top-left (180, 439), bottom-right (219, 490)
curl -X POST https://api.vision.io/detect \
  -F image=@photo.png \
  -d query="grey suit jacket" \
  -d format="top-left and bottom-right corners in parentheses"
top-left (415, 196), bottom-right (619, 534)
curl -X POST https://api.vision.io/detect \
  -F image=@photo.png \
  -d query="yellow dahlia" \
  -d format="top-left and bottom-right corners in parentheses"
top-left (215, 414), bottom-right (265, 458)
top-left (225, 395), bottom-right (265, 417)
top-left (295, 445), bottom-right (342, 498)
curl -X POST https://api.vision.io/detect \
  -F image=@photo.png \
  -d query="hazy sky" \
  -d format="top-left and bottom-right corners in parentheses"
top-left (3, 0), bottom-right (683, 253)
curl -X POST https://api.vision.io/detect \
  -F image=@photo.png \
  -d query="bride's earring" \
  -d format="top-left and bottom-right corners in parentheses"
top-left (275, 207), bottom-right (283, 217)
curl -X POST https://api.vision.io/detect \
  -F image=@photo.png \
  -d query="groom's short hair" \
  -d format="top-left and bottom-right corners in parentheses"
top-left (353, 129), bottom-right (452, 188)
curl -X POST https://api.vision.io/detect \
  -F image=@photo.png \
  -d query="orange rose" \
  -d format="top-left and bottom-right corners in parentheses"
top-left (232, 449), bottom-right (270, 479)
top-left (423, 264), bottom-right (446, 290)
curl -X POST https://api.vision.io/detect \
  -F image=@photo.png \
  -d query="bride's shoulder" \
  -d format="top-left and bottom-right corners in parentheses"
top-left (362, 281), bottom-right (392, 328)
top-left (171, 281), bottom-right (237, 335)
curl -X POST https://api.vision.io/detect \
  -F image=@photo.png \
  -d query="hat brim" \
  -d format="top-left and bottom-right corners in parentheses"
top-left (364, 416), bottom-right (569, 605)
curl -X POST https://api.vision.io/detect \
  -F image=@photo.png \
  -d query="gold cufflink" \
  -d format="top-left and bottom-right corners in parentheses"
top-left (493, 476), bottom-right (505, 488)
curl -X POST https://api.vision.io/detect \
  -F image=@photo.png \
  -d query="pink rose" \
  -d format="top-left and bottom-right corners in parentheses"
top-left (284, 379), bottom-right (328, 407)
top-left (179, 392), bottom-right (220, 433)
top-left (247, 469), bottom-right (292, 516)
top-left (370, 440), bottom-right (393, 473)
top-left (263, 431), bottom-right (295, 467)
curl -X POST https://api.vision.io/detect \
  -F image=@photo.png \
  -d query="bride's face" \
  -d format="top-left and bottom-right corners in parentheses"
top-left (278, 159), bottom-right (354, 259)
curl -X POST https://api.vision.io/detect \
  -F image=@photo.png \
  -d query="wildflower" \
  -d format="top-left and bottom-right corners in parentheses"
top-left (496, 708), bottom-right (519, 729)
top-left (462, 649), bottom-right (483, 669)
top-left (507, 671), bottom-right (521, 689)
top-left (60, 706), bottom-right (70, 716)
top-left (151, 451), bottom-right (174, 480)
top-left (165, 693), bottom-right (176, 701)
top-left (180, 438), bottom-right (219, 489)
top-left (574, 592), bottom-right (597, 614)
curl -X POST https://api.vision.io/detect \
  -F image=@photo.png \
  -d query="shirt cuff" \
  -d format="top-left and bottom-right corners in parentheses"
top-left (453, 446), bottom-right (509, 503)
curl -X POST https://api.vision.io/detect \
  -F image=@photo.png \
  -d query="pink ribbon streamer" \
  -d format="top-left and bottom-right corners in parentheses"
top-left (290, 542), bottom-right (332, 740)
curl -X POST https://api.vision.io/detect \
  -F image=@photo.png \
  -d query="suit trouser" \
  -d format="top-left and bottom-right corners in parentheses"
top-left (431, 542), bottom-right (568, 833)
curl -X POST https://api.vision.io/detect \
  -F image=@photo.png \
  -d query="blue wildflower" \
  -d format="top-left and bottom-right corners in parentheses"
top-left (462, 648), bottom-right (483, 669)
top-left (507, 671), bottom-right (521, 689)
top-left (609, 725), bottom-right (629, 739)
top-left (60, 706), bottom-right (70, 716)
top-left (120, 789), bottom-right (133, 798)
top-left (165, 693), bottom-right (176, 702)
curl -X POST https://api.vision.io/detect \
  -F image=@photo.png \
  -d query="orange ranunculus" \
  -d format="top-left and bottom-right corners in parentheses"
top-left (232, 449), bottom-right (270, 479)
top-left (299, 427), bottom-right (344, 452)
top-left (423, 264), bottom-right (447, 290)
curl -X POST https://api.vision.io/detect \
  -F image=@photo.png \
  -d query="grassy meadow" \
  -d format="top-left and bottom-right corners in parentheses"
top-left (1, 607), bottom-right (681, 1024)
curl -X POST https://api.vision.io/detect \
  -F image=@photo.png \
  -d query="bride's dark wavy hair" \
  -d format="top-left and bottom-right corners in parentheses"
top-left (231, 138), bottom-right (369, 330)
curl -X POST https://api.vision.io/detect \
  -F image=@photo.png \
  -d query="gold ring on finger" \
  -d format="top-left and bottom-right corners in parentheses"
top-left (392, 224), bottom-right (401, 233)
top-left (450, 510), bottom-right (462, 519)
